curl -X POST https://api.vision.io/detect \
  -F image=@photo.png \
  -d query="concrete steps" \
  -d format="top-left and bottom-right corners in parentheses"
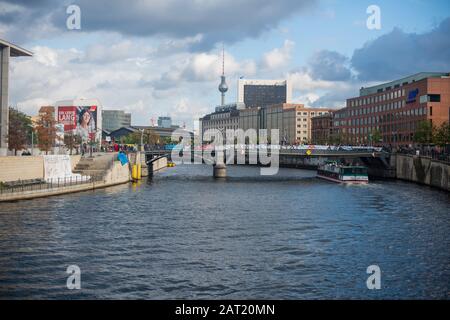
top-left (73, 155), bottom-right (116, 179)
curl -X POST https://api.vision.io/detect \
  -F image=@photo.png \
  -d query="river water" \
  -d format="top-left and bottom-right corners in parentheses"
top-left (0, 165), bottom-right (449, 299)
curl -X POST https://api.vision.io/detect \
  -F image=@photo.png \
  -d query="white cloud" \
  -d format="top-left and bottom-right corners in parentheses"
top-left (288, 70), bottom-right (339, 91)
top-left (153, 50), bottom-right (256, 87)
top-left (294, 92), bottom-right (321, 107)
top-left (261, 40), bottom-right (295, 70)
top-left (33, 46), bottom-right (59, 67)
top-left (8, 43), bottom-right (258, 129)
top-left (286, 69), bottom-right (356, 108)
top-left (8, 40), bottom-right (360, 128)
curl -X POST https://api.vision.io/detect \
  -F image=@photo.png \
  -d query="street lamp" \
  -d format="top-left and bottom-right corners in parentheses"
top-left (27, 124), bottom-right (34, 155)
top-left (140, 129), bottom-right (144, 152)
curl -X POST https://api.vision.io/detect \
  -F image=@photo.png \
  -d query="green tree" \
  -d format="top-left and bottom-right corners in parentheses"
top-left (414, 120), bottom-right (435, 144)
top-left (433, 122), bottom-right (450, 147)
top-left (329, 132), bottom-right (343, 145)
top-left (371, 129), bottom-right (382, 145)
top-left (160, 136), bottom-right (172, 145)
top-left (121, 132), bottom-right (139, 145)
top-left (64, 131), bottom-right (82, 155)
top-left (8, 107), bottom-right (32, 155)
top-left (121, 129), bottom-right (161, 147)
top-left (141, 129), bottom-right (160, 145)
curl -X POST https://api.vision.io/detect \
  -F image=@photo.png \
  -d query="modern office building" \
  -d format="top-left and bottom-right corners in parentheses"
top-left (157, 116), bottom-right (172, 128)
top-left (239, 106), bottom-right (264, 132)
top-left (199, 103), bottom-right (242, 136)
top-left (199, 102), bottom-right (330, 145)
top-left (102, 110), bottom-right (131, 132)
top-left (333, 72), bottom-right (450, 146)
top-left (237, 79), bottom-right (292, 109)
top-left (265, 103), bottom-right (331, 144)
top-left (311, 112), bottom-right (334, 144)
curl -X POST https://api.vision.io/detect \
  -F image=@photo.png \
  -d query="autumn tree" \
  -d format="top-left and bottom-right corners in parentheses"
top-left (8, 107), bottom-right (32, 155)
top-left (36, 108), bottom-right (57, 154)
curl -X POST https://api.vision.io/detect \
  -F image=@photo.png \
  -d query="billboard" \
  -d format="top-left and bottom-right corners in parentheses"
top-left (58, 105), bottom-right (98, 142)
top-left (58, 106), bottom-right (77, 131)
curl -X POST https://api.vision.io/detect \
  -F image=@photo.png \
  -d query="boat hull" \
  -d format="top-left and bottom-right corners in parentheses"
top-left (317, 174), bottom-right (368, 184)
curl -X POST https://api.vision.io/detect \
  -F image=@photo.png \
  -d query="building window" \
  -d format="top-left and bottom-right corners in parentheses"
top-left (430, 106), bottom-right (433, 116)
top-left (429, 94), bottom-right (441, 102)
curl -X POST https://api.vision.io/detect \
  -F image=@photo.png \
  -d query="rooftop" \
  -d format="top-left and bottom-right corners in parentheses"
top-left (0, 39), bottom-right (33, 57)
top-left (359, 72), bottom-right (450, 96)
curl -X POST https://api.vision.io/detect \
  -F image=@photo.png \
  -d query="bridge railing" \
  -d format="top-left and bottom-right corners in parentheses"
top-left (144, 145), bottom-right (387, 157)
top-left (395, 148), bottom-right (450, 164)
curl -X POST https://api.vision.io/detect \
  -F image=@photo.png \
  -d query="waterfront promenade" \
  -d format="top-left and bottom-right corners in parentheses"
top-left (0, 153), bottom-right (132, 202)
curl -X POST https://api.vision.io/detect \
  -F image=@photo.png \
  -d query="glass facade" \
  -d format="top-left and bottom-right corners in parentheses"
top-left (243, 85), bottom-right (287, 108)
top-left (102, 110), bottom-right (131, 132)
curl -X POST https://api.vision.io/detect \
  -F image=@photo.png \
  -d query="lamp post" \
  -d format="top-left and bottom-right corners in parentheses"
top-left (27, 124), bottom-right (34, 155)
top-left (140, 129), bottom-right (144, 152)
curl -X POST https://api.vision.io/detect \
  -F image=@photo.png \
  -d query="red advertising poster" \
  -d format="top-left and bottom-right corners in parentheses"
top-left (57, 106), bottom-right (77, 131)
top-left (57, 105), bottom-right (98, 142)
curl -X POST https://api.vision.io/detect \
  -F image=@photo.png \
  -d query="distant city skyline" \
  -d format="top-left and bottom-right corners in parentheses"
top-left (1, 0), bottom-right (449, 130)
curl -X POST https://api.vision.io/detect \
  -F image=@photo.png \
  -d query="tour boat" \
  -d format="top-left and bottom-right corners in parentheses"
top-left (317, 161), bottom-right (369, 184)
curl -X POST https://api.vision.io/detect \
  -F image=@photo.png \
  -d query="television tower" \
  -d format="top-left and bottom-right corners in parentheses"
top-left (218, 44), bottom-right (228, 106)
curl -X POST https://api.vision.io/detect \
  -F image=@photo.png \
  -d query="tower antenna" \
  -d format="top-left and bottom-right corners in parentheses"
top-left (222, 43), bottom-right (225, 76)
top-left (218, 43), bottom-right (228, 106)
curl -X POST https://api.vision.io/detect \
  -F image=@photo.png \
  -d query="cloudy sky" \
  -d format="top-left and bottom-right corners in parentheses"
top-left (1, 0), bottom-right (449, 129)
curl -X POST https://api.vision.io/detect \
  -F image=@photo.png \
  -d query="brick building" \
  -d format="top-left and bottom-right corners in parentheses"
top-left (333, 72), bottom-right (450, 146)
top-left (311, 112), bottom-right (334, 144)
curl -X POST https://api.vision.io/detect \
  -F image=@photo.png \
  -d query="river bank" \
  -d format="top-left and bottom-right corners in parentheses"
top-left (0, 153), bottom-right (168, 202)
top-left (1, 151), bottom-right (448, 202)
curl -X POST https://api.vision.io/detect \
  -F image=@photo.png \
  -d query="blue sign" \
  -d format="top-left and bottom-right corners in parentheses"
top-left (407, 88), bottom-right (419, 103)
top-left (164, 144), bottom-right (177, 151)
top-left (117, 152), bottom-right (128, 166)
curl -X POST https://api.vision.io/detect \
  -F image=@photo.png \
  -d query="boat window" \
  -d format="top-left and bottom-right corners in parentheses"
top-left (342, 167), bottom-right (367, 175)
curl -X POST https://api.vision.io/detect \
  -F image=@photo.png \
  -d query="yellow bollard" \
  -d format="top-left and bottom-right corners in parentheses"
top-left (137, 164), bottom-right (142, 180)
top-left (132, 164), bottom-right (138, 180)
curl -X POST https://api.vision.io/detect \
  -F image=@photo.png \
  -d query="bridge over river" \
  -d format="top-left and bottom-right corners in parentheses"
top-left (144, 147), bottom-right (395, 179)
